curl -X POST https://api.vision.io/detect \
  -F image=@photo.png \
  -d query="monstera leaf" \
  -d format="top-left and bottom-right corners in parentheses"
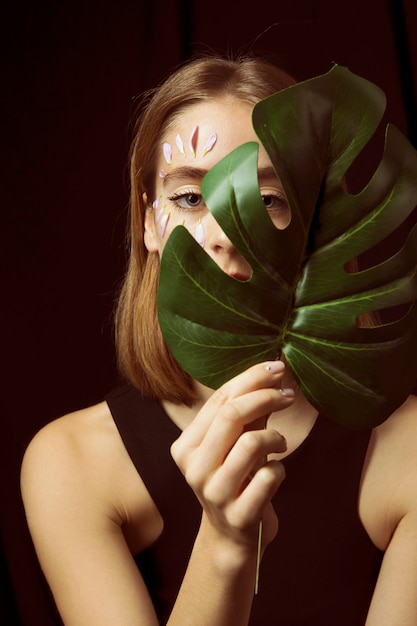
top-left (157, 65), bottom-right (417, 428)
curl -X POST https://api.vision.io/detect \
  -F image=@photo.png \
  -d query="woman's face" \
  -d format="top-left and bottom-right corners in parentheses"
top-left (144, 98), bottom-right (290, 281)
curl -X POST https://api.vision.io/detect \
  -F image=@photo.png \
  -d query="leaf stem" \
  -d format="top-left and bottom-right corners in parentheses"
top-left (255, 411), bottom-right (271, 595)
top-left (255, 518), bottom-right (263, 595)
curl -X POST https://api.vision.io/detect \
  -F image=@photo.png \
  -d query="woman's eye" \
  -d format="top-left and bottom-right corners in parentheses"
top-left (261, 193), bottom-right (287, 211)
top-left (261, 192), bottom-right (291, 229)
top-left (169, 192), bottom-right (204, 210)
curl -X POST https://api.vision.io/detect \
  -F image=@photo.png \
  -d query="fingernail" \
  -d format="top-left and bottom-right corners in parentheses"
top-left (280, 387), bottom-right (295, 398)
top-left (265, 361), bottom-right (284, 374)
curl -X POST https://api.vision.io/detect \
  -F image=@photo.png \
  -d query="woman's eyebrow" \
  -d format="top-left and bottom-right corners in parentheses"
top-left (257, 166), bottom-right (281, 183)
top-left (162, 166), bottom-right (208, 186)
top-left (162, 164), bottom-right (281, 187)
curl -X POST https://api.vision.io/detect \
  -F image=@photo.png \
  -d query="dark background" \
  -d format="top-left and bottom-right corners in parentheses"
top-left (2, 1), bottom-right (417, 623)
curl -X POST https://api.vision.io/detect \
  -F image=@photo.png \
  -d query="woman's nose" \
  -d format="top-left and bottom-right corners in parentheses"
top-left (204, 214), bottom-right (252, 280)
top-left (204, 213), bottom-right (235, 253)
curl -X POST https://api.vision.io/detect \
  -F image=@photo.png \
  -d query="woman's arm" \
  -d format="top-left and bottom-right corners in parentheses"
top-left (21, 403), bottom-right (161, 625)
top-left (366, 511), bottom-right (417, 625)
top-left (168, 360), bottom-right (292, 624)
top-left (364, 395), bottom-right (417, 625)
top-left (21, 361), bottom-right (292, 625)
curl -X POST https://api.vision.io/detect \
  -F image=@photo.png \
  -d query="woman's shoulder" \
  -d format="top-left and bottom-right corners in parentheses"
top-left (22, 401), bottom-right (124, 487)
top-left (372, 394), bottom-right (417, 461)
top-left (360, 394), bottom-right (417, 549)
top-left (21, 400), bottom-right (163, 554)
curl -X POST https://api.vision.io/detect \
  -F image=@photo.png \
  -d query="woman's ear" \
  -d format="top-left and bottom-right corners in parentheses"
top-left (143, 193), bottom-right (160, 253)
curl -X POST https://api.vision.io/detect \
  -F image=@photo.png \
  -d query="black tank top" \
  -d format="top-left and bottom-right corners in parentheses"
top-left (106, 386), bottom-right (383, 625)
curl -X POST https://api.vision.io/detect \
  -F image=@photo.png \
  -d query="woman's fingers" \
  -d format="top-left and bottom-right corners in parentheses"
top-left (228, 460), bottom-right (286, 530)
top-left (172, 361), bottom-right (292, 468)
top-left (202, 428), bottom-right (287, 506)
top-left (184, 387), bottom-right (289, 476)
top-left (170, 361), bottom-right (293, 547)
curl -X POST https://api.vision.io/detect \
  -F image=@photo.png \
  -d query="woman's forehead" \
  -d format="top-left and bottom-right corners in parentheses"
top-left (159, 99), bottom-right (270, 171)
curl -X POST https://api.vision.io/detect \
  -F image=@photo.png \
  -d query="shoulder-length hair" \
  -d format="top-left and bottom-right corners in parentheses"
top-left (115, 55), bottom-right (296, 406)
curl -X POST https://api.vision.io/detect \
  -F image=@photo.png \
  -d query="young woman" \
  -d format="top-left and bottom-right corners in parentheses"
top-left (21, 55), bottom-right (417, 625)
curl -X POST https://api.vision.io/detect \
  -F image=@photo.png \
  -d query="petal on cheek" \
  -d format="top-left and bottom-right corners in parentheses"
top-left (155, 207), bottom-right (164, 224)
top-left (160, 212), bottom-right (170, 238)
top-left (195, 219), bottom-right (205, 247)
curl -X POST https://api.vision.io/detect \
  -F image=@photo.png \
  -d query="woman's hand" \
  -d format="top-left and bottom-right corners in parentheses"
top-left (171, 361), bottom-right (293, 560)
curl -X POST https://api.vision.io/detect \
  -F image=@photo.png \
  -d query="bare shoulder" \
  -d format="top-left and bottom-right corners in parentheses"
top-left (22, 402), bottom-right (131, 505)
top-left (22, 402), bottom-right (122, 473)
top-left (360, 395), bottom-right (417, 549)
top-left (21, 401), bottom-right (162, 554)
top-left (21, 404), bottom-right (163, 623)
top-left (370, 394), bottom-right (417, 474)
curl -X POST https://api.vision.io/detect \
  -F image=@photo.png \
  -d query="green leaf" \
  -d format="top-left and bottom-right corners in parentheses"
top-left (157, 65), bottom-right (417, 429)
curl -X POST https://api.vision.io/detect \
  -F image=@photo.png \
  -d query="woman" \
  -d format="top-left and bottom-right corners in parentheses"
top-left (21, 55), bottom-right (417, 625)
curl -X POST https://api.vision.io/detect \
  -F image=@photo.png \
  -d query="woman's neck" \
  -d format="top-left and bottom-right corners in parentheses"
top-left (162, 375), bottom-right (319, 459)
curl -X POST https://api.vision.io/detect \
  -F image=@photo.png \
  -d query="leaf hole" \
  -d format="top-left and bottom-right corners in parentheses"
top-left (258, 170), bottom-right (292, 230)
top-left (360, 207), bottom-right (417, 270)
top-left (356, 310), bottom-right (382, 328)
top-left (344, 125), bottom-right (386, 194)
top-left (343, 203), bottom-right (417, 274)
top-left (356, 302), bottom-right (412, 328)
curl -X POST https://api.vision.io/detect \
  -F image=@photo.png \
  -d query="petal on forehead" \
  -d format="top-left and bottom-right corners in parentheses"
top-left (175, 134), bottom-right (185, 155)
top-left (203, 132), bottom-right (218, 157)
top-left (163, 143), bottom-right (172, 165)
top-left (189, 126), bottom-right (198, 157)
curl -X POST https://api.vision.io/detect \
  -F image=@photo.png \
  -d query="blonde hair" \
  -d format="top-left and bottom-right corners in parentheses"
top-left (115, 54), bottom-right (296, 405)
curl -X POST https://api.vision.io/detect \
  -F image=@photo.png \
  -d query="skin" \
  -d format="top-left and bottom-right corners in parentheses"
top-left (21, 98), bottom-right (417, 625)
top-left (144, 99), bottom-right (291, 272)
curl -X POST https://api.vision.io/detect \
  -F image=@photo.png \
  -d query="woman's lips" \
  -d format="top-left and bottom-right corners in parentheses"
top-left (228, 270), bottom-right (252, 282)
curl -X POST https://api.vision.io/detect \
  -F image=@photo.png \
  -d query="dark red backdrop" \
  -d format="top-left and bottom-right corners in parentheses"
top-left (2, 1), bottom-right (416, 623)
